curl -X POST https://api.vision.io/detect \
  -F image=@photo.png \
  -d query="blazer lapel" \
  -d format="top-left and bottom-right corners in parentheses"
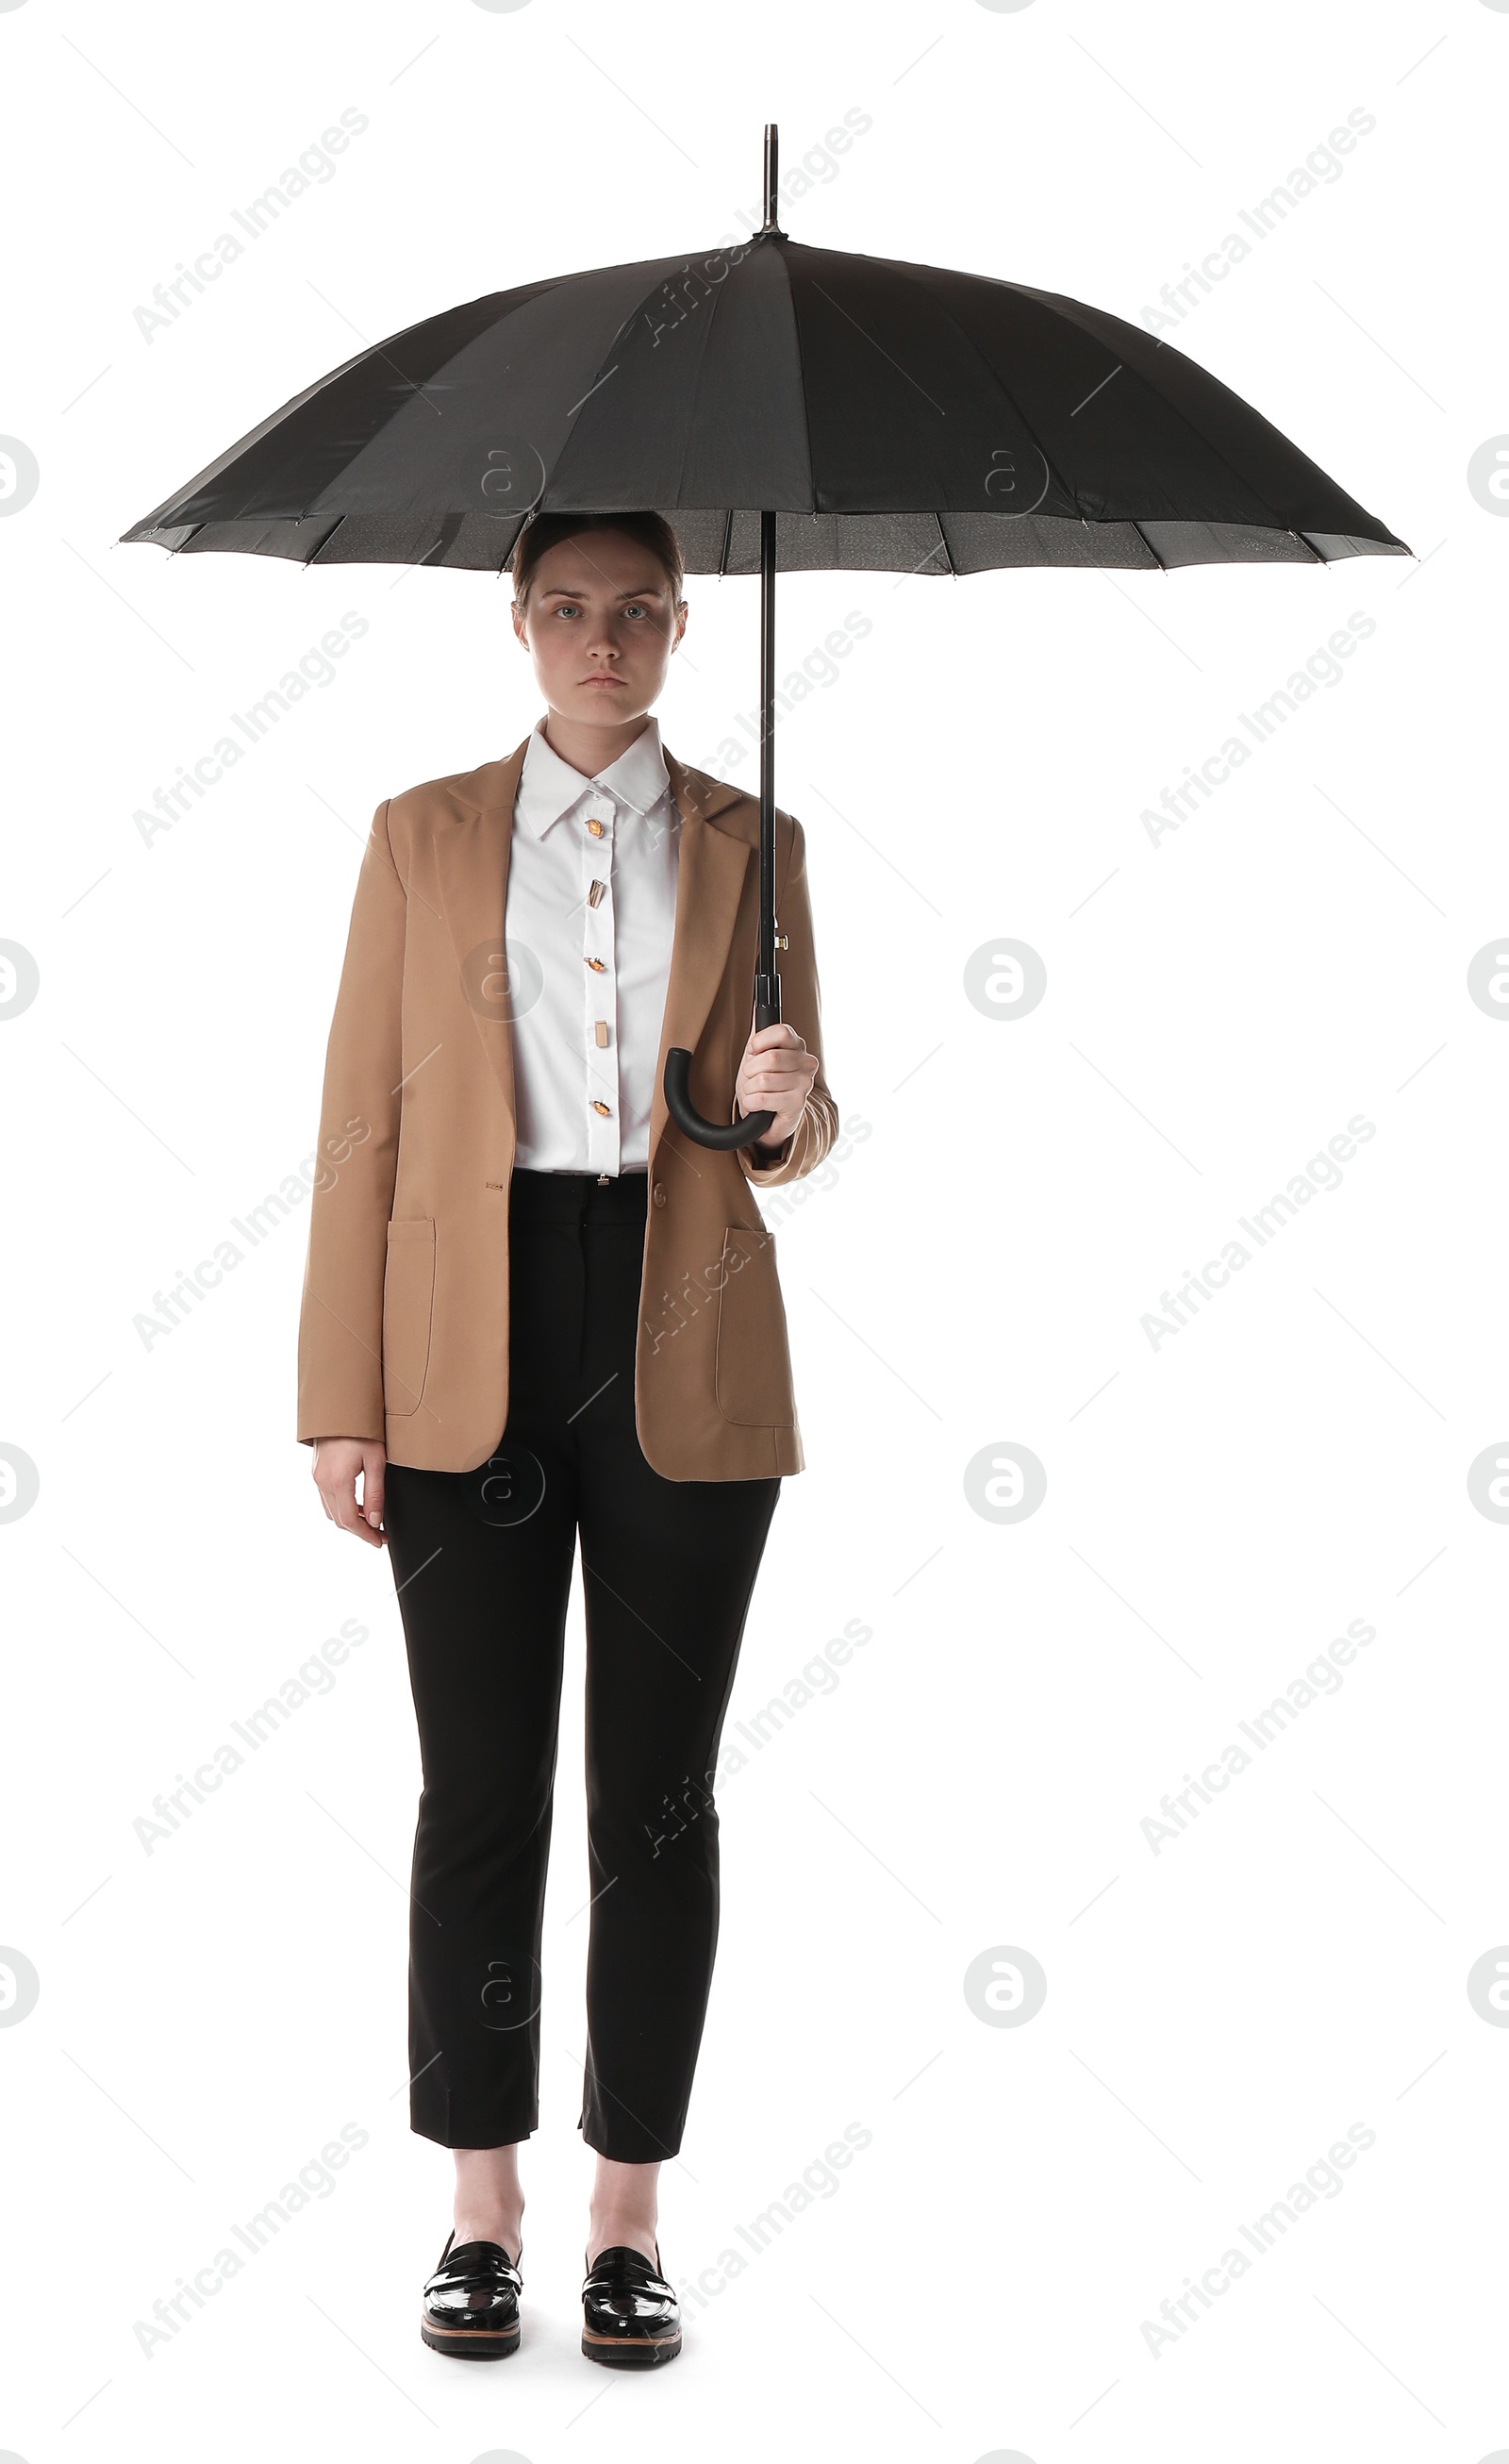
top-left (434, 735), bottom-right (753, 1157)
top-left (434, 739), bottom-right (529, 1130)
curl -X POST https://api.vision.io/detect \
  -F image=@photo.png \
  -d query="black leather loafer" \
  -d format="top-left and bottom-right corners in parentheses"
top-left (421, 2230), bottom-right (522, 2358)
top-left (581, 2241), bottom-right (682, 2367)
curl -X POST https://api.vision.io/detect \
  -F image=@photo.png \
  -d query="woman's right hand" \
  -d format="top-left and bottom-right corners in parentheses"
top-left (312, 1438), bottom-right (388, 1547)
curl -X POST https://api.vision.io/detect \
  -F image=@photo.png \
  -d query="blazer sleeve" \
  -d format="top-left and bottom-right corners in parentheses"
top-left (295, 798), bottom-right (406, 1445)
top-left (735, 812), bottom-right (839, 1190)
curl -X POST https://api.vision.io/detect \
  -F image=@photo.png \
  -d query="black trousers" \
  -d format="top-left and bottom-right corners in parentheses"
top-left (383, 1167), bottom-right (781, 2162)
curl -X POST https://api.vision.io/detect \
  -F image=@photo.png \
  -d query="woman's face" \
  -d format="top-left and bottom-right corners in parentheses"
top-left (511, 529), bottom-right (687, 730)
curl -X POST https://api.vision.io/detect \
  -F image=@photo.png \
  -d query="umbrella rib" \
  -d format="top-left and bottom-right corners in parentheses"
top-left (491, 511), bottom-right (527, 580)
top-left (1129, 518), bottom-right (1166, 573)
top-left (933, 512), bottom-right (957, 576)
top-left (718, 507), bottom-right (734, 575)
top-left (809, 279), bottom-right (948, 416)
top-left (779, 242), bottom-right (818, 541)
top-left (304, 514), bottom-right (345, 566)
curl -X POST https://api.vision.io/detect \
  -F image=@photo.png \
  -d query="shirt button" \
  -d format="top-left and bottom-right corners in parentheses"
top-left (590, 1100), bottom-right (611, 1116)
top-left (587, 817), bottom-right (605, 838)
top-left (586, 956), bottom-right (606, 973)
top-left (653, 1182), bottom-right (667, 1207)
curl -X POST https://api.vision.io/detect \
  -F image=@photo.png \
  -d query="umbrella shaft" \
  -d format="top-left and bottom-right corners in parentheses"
top-left (757, 507), bottom-right (781, 1028)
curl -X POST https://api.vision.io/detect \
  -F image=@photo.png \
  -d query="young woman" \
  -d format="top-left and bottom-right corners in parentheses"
top-left (296, 511), bottom-right (837, 2368)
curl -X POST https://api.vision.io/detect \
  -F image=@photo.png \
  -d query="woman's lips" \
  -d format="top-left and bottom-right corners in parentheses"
top-left (581, 675), bottom-right (624, 688)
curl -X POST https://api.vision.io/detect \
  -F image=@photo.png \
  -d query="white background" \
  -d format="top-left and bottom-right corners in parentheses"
top-left (3, 1), bottom-right (1505, 2457)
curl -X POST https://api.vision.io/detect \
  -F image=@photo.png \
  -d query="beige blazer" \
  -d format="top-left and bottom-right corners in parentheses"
top-left (296, 736), bottom-right (837, 1479)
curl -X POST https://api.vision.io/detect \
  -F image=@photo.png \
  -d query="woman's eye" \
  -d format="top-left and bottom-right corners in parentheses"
top-left (553, 603), bottom-right (580, 618)
top-left (623, 604), bottom-right (646, 620)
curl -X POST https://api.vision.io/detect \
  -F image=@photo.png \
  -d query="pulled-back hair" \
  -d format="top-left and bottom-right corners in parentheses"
top-left (509, 510), bottom-right (685, 610)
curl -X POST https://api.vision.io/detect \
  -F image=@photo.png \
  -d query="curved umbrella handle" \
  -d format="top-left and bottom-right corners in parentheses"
top-left (663, 1047), bottom-right (775, 1151)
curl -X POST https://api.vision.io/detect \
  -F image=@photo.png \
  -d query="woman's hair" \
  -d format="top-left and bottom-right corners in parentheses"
top-left (509, 510), bottom-right (685, 612)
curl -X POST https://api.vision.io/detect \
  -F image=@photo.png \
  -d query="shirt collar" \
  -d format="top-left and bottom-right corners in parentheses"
top-left (515, 712), bottom-right (670, 840)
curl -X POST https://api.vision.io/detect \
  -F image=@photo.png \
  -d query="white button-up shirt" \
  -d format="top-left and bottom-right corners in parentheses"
top-left (506, 712), bottom-right (679, 1175)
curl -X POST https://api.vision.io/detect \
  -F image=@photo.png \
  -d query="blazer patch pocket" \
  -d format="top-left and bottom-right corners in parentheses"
top-left (714, 1224), bottom-right (796, 1429)
top-left (383, 1218), bottom-right (436, 1418)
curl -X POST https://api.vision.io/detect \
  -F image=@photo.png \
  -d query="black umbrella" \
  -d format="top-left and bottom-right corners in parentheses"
top-left (123, 124), bottom-right (1408, 1149)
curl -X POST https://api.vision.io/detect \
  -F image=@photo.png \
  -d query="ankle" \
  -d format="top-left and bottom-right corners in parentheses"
top-left (453, 2202), bottom-right (522, 2263)
top-left (454, 2227), bottom-right (522, 2266)
top-left (587, 2212), bottom-right (658, 2268)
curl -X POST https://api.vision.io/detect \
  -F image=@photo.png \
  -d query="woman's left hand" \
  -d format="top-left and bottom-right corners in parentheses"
top-left (735, 1022), bottom-right (819, 1148)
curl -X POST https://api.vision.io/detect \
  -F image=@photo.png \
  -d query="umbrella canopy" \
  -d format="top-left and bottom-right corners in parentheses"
top-left (121, 223), bottom-right (1405, 580)
top-left (121, 125), bottom-right (1408, 1148)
